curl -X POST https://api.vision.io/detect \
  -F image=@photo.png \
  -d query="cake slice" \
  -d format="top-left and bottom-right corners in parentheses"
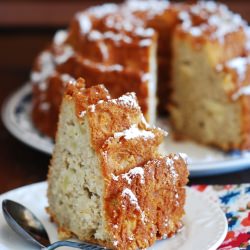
top-left (47, 78), bottom-right (188, 249)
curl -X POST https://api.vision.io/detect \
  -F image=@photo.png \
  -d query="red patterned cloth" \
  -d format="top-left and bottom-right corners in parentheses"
top-left (192, 184), bottom-right (250, 250)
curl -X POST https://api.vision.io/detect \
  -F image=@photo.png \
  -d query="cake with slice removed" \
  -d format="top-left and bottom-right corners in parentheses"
top-left (170, 4), bottom-right (250, 150)
top-left (47, 77), bottom-right (189, 249)
top-left (31, 1), bottom-right (250, 152)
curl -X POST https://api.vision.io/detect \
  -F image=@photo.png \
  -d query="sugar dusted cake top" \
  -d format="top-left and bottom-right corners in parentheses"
top-left (178, 1), bottom-right (247, 44)
top-left (64, 78), bottom-right (166, 154)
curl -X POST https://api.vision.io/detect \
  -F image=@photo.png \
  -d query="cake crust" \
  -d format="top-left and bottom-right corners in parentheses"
top-left (104, 155), bottom-right (188, 250)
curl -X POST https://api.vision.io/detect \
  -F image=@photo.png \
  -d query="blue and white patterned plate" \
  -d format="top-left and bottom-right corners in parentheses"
top-left (2, 83), bottom-right (250, 177)
top-left (1, 84), bottom-right (54, 154)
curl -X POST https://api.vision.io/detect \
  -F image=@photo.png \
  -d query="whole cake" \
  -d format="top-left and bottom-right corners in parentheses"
top-left (47, 78), bottom-right (189, 249)
top-left (31, 0), bottom-right (250, 150)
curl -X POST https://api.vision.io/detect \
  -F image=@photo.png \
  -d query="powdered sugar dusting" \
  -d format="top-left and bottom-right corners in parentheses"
top-left (88, 104), bottom-right (96, 113)
top-left (31, 46), bottom-right (75, 86)
top-left (142, 73), bottom-right (151, 83)
top-left (139, 39), bottom-right (152, 47)
top-left (245, 27), bottom-right (250, 52)
top-left (54, 46), bottom-right (74, 64)
top-left (140, 114), bottom-right (150, 128)
top-left (97, 42), bottom-right (109, 61)
top-left (126, 0), bottom-right (169, 19)
top-left (173, 153), bottom-right (189, 164)
top-left (88, 4), bottom-right (118, 19)
top-left (31, 51), bottom-right (55, 84)
top-left (208, 13), bottom-right (245, 43)
top-left (39, 102), bottom-right (50, 111)
top-left (179, 153), bottom-right (189, 164)
top-left (105, 15), bottom-right (134, 32)
top-left (37, 82), bottom-right (47, 91)
top-left (189, 27), bottom-right (203, 37)
top-left (88, 30), bottom-right (102, 41)
top-left (166, 157), bottom-right (174, 167)
top-left (121, 167), bottom-right (145, 184)
top-left (226, 57), bottom-right (250, 82)
top-left (232, 86), bottom-right (250, 100)
top-left (165, 156), bottom-right (178, 184)
top-left (107, 64), bottom-right (124, 72)
top-left (79, 110), bottom-right (86, 118)
top-left (121, 188), bottom-right (146, 223)
top-left (83, 59), bottom-right (124, 72)
top-left (31, 72), bottom-right (40, 83)
top-left (76, 13), bottom-right (92, 34)
top-left (111, 93), bottom-right (139, 109)
top-left (134, 27), bottom-right (155, 37)
top-left (104, 31), bottom-right (132, 44)
top-left (88, 30), bottom-right (133, 44)
top-left (68, 79), bottom-right (77, 86)
top-left (113, 240), bottom-right (119, 247)
top-left (179, 11), bottom-right (191, 29)
top-left (215, 64), bottom-right (223, 72)
top-left (179, 10), bottom-right (203, 37)
top-left (53, 30), bottom-right (68, 46)
top-left (111, 173), bottom-right (119, 181)
top-left (122, 188), bottom-right (140, 210)
top-left (113, 125), bottom-right (155, 140)
top-left (179, 1), bottom-right (246, 43)
top-left (60, 74), bottom-right (75, 85)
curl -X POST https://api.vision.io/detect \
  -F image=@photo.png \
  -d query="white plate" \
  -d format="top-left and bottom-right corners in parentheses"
top-left (2, 84), bottom-right (250, 177)
top-left (0, 182), bottom-right (227, 250)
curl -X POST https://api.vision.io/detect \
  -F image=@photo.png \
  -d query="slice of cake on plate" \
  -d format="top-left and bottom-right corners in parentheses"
top-left (47, 78), bottom-right (189, 250)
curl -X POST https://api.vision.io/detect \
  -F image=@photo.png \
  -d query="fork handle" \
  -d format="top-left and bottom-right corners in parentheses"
top-left (43, 240), bottom-right (106, 250)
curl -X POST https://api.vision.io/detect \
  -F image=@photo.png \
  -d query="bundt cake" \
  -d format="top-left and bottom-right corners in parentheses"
top-left (31, 0), bottom-right (250, 150)
top-left (47, 78), bottom-right (189, 250)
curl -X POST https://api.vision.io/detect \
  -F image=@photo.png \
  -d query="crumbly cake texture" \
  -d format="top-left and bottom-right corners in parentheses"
top-left (47, 78), bottom-right (189, 250)
top-left (170, 2), bottom-right (250, 150)
top-left (32, 0), bottom-right (250, 150)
